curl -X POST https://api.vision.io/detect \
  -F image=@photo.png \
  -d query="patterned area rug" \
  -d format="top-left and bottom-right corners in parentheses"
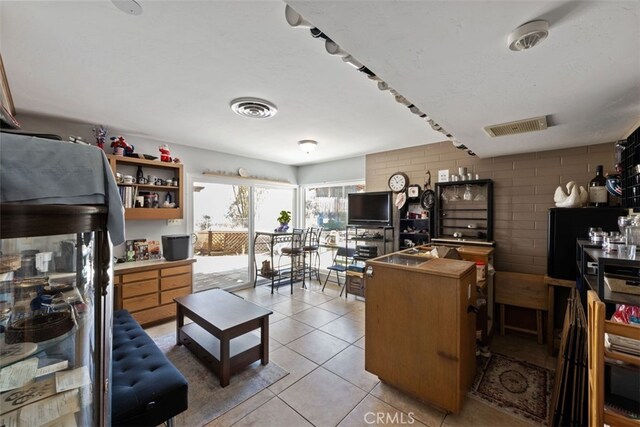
top-left (469, 353), bottom-right (553, 425)
top-left (154, 332), bottom-right (288, 426)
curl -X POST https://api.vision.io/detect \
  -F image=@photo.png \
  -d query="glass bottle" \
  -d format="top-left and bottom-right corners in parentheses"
top-left (463, 185), bottom-right (472, 201)
top-left (588, 165), bottom-right (608, 207)
top-left (136, 166), bottom-right (144, 184)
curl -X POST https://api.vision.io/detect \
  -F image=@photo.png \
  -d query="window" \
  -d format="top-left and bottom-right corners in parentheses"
top-left (304, 183), bottom-right (365, 230)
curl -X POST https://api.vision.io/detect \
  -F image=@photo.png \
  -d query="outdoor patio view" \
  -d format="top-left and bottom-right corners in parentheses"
top-left (193, 182), bottom-right (293, 290)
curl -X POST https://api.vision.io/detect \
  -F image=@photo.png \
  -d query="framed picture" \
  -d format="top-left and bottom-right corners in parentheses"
top-left (407, 184), bottom-right (421, 200)
top-left (438, 169), bottom-right (450, 183)
top-left (0, 54), bottom-right (19, 129)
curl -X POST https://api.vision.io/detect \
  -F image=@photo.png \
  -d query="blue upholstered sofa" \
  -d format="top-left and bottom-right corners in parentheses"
top-left (111, 310), bottom-right (188, 426)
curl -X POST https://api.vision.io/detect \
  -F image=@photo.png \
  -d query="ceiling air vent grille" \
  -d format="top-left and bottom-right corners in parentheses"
top-left (484, 116), bottom-right (548, 137)
top-left (230, 98), bottom-right (278, 119)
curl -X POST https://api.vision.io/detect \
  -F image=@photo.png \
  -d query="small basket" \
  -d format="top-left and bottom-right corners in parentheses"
top-left (0, 255), bottom-right (20, 273)
top-left (605, 276), bottom-right (640, 295)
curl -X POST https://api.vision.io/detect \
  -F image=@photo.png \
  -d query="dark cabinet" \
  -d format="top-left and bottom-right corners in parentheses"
top-left (621, 125), bottom-right (640, 209)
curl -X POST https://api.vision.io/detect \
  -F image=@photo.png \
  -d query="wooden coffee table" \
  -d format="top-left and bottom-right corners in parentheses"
top-left (174, 289), bottom-right (272, 387)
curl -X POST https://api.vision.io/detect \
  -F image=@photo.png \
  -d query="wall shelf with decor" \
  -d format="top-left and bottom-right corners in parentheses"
top-left (398, 201), bottom-right (433, 250)
top-left (433, 179), bottom-right (494, 244)
top-left (108, 155), bottom-right (184, 220)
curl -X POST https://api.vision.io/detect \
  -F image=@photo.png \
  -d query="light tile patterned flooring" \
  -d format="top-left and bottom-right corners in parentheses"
top-left (146, 280), bottom-right (555, 427)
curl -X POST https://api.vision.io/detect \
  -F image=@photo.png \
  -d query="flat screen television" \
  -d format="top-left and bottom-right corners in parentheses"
top-left (347, 191), bottom-right (393, 226)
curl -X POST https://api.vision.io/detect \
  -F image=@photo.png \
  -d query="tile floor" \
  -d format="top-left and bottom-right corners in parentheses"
top-left (145, 280), bottom-right (554, 427)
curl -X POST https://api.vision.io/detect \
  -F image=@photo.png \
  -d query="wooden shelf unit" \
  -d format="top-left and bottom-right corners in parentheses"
top-left (107, 154), bottom-right (184, 220)
top-left (588, 290), bottom-right (640, 426)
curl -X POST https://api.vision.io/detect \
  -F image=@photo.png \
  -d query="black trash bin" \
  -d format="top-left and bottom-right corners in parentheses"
top-left (162, 235), bottom-right (190, 261)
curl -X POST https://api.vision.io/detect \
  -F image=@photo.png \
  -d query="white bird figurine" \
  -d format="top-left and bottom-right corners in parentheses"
top-left (554, 181), bottom-right (588, 208)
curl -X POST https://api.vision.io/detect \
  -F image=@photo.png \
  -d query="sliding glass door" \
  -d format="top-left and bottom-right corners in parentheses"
top-left (192, 178), bottom-right (295, 291)
top-left (193, 182), bottom-right (251, 290)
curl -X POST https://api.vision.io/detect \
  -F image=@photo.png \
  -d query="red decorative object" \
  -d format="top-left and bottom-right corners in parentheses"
top-left (159, 144), bottom-right (172, 162)
top-left (110, 136), bottom-right (134, 156)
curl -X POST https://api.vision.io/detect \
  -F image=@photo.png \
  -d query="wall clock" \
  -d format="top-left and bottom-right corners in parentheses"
top-left (407, 184), bottom-right (421, 200)
top-left (388, 172), bottom-right (409, 193)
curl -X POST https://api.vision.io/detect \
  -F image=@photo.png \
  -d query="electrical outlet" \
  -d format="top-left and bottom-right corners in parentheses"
top-left (167, 219), bottom-right (182, 226)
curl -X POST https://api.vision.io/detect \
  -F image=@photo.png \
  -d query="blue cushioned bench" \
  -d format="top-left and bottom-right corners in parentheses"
top-left (112, 310), bottom-right (188, 426)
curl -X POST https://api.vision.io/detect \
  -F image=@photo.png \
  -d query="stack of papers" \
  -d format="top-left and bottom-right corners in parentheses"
top-left (605, 333), bottom-right (640, 356)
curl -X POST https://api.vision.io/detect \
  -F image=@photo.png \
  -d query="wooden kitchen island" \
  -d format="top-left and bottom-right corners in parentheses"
top-left (365, 248), bottom-right (477, 413)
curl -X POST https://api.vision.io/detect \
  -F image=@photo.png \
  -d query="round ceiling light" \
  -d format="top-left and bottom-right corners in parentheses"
top-left (230, 98), bottom-right (278, 119)
top-left (508, 20), bottom-right (549, 51)
top-left (298, 140), bottom-right (318, 154)
top-left (112, 0), bottom-right (142, 15)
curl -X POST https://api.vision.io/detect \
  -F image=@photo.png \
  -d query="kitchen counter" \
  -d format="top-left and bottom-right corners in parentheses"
top-left (114, 258), bottom-right (196, 273)
top-left (365, 248), bottom-right (477, 413)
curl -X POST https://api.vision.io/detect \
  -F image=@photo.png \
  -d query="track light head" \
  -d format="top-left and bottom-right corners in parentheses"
top-left (325, 40), bottom-right (349, 57)
top-left (285, 5), bottom-right (313, 28)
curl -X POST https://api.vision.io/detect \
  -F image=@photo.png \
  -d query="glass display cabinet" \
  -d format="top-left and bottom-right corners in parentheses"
top-left (0, 204), bottom-right (112, 426)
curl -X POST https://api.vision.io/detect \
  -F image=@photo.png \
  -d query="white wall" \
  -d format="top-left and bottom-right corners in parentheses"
top-left (297, 156), bottom-right (365, 185)
top-left (16, 113), bottom-right (299, 255)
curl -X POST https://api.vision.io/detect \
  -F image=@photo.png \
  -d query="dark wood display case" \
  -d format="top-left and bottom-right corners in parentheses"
top-left (0, 204), bottom-right (112, 426)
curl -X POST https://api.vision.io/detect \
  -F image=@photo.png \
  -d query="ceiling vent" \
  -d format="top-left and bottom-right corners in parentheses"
top-left (484, 116), bottom-right (548, 137)
top-left (508, 20), bottom-right (549, 51)
top-left (230, 98), bottom-right (278, 119)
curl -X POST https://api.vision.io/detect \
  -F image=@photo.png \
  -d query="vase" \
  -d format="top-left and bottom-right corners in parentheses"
top-left (275, 223), bottom-right (289, 232)
top-left (114, 147), bottom-right (125, 156)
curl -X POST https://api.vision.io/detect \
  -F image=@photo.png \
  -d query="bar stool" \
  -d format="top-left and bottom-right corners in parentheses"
top-left (278, 229), bottom-right (305, 293)
top-left (302, 227), bottom-right (323, 286)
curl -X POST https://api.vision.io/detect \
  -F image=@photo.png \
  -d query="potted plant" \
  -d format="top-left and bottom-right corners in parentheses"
top-left (276, 210), bottom-right (291, 232)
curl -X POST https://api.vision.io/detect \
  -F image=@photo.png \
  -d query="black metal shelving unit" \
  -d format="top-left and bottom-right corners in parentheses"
top-left (346, 225), bottom-right (394, 261)
top-left (398, 200), bottom-right (434, 250)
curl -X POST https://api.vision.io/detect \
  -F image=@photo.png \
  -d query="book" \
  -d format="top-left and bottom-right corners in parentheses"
top-left (134, 240), bottom-right (149, 261)
top-left (148, 240), bottom-right (161, 260)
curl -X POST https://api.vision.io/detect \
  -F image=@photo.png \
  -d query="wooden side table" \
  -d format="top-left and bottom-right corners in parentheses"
top-left (495, 272), bottom-right (548, 344)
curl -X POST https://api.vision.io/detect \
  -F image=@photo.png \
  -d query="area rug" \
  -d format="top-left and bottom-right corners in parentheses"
top-left (154, 333), bottom-right (288, 426)
top-left (469, 353), bottom-right (553, 425)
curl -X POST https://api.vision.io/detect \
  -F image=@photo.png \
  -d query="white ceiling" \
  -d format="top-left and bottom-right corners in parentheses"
top-left (1, 1), bottom-right (639, 165)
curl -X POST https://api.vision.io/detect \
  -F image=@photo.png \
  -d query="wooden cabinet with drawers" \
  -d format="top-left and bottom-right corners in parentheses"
top-left (114, 259), bottom-right (195, 326)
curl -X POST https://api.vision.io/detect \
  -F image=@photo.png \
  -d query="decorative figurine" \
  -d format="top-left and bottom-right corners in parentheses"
top-left (92, 125), bottom-right (108, 150)
top-left (554, 181), bottom-right (588, 208)
top-left (110, 136), bottom-right (134, 156)
top-left (159, 144), bottom-right (172, 162)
